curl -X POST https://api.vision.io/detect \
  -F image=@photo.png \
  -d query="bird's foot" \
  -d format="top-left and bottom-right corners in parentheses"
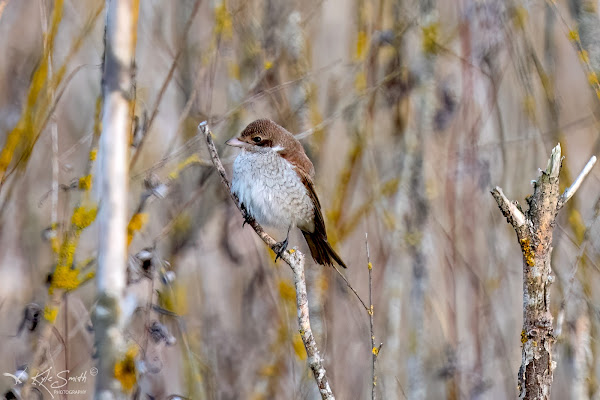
top-left (273, 237), bottom-right (289, 263)
top-left (242, 213), bottom-right (254, 228)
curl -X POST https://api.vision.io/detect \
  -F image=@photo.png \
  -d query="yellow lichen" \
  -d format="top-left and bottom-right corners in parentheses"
top-left (172, 213), bottom-right (191, 235)
top-left (512, 6), bottom-right (528, 29)
top-left (588, 72), bottom-right (599, 87)
top-left (158, 283), bottom-right (188, 315)
top-left (127, 212), bottom-right (148, 245)
top-left (228, 62), bottom-right (240, 79)
top-left (214, 2), bottom-right (233, 39)
top-left (288, 248), bottom-right (295, 254)
top-left (569, 209), bottom-right (586, 243)
top-left (44, 306), bottom-right (58, 323)
top-left (114, 345), bottom-right (138, 392)
top-left (317, 274), bottom-right (329, 292)
top-left (354, 71), bottom-right (366, 91)
top-left (0, 127), bottom-right (21, 177)
top-left (422, 23), bottom-right (439, 54)
top-left (264, 60), bottom-right (273, 70)
top-left (78, 174), bottom-right (92, 190)
top-left (278, 279), bottom-right (296, 303)
top-left (520, 238), bottom-right (535, 266)
top-left (51, 264), bottom-right (81, 291)
top-left (521, 330), bottom-right (527, 344)
top-left (259, 365), bottom-right (277, 377)
top-left (355, 30), bottom-right (367, 61)
top-left (309, 92), bottom-right (325, 144)
top-left (372, 346), bottom-right (379, 356)
top-left (522, 95), bottom-right (536, 120)
top-left (405, 231), bottom-right (423, 247)
top-left (584, 0), bottom-right (597, 13)
top-left (93, 95), bottom-right (103, 139)
top-left (568, 29), bottom-right (580, 42)
top-left (381, 178), bottom-right (400, 196)
top-left (293, 333), bottom-right (306, 360)
top-left (579, 50), bottom-right (590, 64)
top-left (383, 210), bottom-right (396, 230)
top-left (89, 148), bottom-right (98, 161)
top-left (50, 236), bottom-right (60, 254)
top-left (58, 237), bottom-right (77, 268)
top-left (77, 271), bottom-right (95, 285)
top-left (71, 206), bottom-right (97, 229)
top-left (168, 154), bottom-right (201, 180)
top-left (0, 0), bottom-right (64, 180)
top-left (368, 262), bottom-right (373, 271)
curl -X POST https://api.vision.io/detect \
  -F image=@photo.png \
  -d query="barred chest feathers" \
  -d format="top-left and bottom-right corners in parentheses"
top-left (231, 149), bottom-right (315, 232)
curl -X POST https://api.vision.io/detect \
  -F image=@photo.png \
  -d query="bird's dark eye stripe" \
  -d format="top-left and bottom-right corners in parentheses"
top-left (256, 139), bottom-right (271, 147)
top-left (252, 136), bottom-right (262, 143)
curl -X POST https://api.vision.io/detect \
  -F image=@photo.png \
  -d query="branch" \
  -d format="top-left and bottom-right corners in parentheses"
top-left (490, 186), bottom-right (527, 228)
top-left (491, 143), bottom-right (596, 400)
top-left (94, 0), bottom-right (138, 397)
top-left (199, 122), bottom-right (335, 400)
top-left (559, 155), bottom-right (597, 208)
top-left (366, 233), bottom-right (382, 400)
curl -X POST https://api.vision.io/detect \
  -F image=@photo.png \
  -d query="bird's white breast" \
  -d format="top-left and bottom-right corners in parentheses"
top-left (231, 150), bottom-right (315, 231)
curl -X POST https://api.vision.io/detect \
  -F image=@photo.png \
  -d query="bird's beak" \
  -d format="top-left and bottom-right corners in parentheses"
top-left (226, 137), bottom-right (245, 147)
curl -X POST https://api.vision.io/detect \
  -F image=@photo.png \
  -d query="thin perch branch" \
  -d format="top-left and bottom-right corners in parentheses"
top-left (366, 233), bottom-right (382, 400)
top-left (199, 121), bottom-right (335, 400)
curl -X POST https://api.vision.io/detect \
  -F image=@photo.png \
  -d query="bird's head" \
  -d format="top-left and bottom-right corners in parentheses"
top-left (226, 119), bottom-right (291, 153)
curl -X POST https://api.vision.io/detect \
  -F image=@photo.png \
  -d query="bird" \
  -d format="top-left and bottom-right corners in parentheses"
top-left (226, 119), bottom-right (346, 268)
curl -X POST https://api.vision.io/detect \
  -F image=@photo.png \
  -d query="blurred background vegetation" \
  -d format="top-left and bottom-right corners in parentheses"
top-left (0, 0), bottom-right (599, 398)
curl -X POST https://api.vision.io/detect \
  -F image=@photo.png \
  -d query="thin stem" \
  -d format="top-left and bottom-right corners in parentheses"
top-left (366, 233), bottom-right (381, 400)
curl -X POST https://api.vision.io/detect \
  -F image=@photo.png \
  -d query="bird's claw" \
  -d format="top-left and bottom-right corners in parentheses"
top-left (242, 213), bottom-right (253, 228)
top-left (273, 238), bottom-right (289, 263)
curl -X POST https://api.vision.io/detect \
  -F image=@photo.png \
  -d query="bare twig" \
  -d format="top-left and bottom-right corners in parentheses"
top-left (366, 233), bottom-right (382, 400)
top-left (559, 156), bottom-right (597, 208)
top-left (331, 264), bottom-right (369, 312)
top-left (490, 187), bottom-right (527, 228)
top-left (199, 121), bottom-right (335, 400)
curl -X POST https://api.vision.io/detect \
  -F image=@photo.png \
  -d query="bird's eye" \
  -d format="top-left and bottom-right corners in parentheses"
top-left (252, 136), bottom-right (262, 143)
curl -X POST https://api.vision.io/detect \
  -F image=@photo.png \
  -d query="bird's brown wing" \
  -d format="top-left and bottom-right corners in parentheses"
top-left (294, 167), bottom-right (323, 234)
top-left (295, 168), bottom-right (347, 268)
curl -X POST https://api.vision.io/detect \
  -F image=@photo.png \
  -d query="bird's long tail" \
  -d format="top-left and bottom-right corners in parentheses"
top-left (302, 231), bottom-right (347, 268)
